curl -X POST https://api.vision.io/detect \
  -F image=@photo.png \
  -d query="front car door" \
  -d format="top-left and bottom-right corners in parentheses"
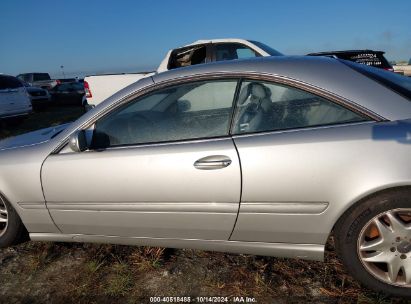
top-left (41, 79), bottom-right (241, 240)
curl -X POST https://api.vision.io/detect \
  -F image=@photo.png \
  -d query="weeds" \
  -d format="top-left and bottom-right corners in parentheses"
top-left (104, 262), bottom-right (133, 297)
top-left (130, 247), bottom-right (166, 271)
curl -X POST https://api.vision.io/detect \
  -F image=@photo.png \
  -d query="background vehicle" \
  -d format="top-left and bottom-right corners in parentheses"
top-left (0, 74), bottom-right (32, 119)
top-left (156, 38), bottom-right (283, 72)
top-left (308, 50), bottom-right (394, 71)
top-left (394, 58), bottom-right (411, 76)
top-left (50, 82), bottom-right (85, 106)
top-left (1, 56), bottom-right (411, 298)
top-left (83, 72), bottom-right (152, 107)
top-left (16, 73), bottom-right (60, 90)
top-left (84, 39), bottom-right (283, 106)
top-left (57, 78), bottom-right (79, 84)
top-left (23, 83), bottom-right (52, 109)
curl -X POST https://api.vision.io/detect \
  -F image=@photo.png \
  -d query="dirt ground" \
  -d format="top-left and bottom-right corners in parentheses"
top-left (0, 107), bottom-right (409, 303)
top-left (0, 241), bottom-right (407, 304)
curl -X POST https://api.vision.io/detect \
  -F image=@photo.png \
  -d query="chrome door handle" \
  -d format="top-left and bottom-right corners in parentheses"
top-left (194, 155), bottom-right (232, 170)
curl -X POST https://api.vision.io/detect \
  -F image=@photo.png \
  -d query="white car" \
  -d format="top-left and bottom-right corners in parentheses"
top-left (394, 59), bottom-right (411, 77)
top-left (84, 39), bottom-right (283, 106)
top-left (0, 74), bottom-right (32, 119)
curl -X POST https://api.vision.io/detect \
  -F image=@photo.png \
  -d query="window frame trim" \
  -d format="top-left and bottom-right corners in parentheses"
top-left (53, 72), bottom-right (385, 154)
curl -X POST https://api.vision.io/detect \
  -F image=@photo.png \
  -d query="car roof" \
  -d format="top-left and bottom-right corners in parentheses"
top-left (151, 56), bottom-right (411, 121)
top-left (186, 38), bottom-right (251, 46)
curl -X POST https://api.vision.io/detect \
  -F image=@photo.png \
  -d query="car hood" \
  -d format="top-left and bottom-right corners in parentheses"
top-left (0, 123), bottom-right (70, 151)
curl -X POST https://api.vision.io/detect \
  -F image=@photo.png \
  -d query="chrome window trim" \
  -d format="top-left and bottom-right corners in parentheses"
top-left (231, 120), bottom-right (375, 140)
top-left (53, 72), bottom-right (386, 153)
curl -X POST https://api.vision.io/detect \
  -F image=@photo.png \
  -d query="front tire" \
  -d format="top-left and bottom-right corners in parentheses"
top-left (335, 189), bottom-right (411, 298)
top-left (0, 196), bottom-right (27, 248)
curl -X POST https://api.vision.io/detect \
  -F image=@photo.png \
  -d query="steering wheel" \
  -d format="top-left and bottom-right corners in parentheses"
top-left (126, 113), bottom-right (156, 143)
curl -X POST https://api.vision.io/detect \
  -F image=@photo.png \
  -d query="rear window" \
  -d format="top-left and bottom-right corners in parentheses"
top-left (342, 60), bottom-right (411, 101)
top-left (168, 45), bottom-right (207, 70)
top-left (33, 73), bottom-right (51, 81)
top-left (71, 82), bottom-right (84, 90)
top-left (17, 74), bottom-right (31, 82)
top-left (0, 75), bottom-right (23, 90)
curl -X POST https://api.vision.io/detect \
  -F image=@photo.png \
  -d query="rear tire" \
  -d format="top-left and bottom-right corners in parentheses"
top-left (335, 189), bottom-right (411, 298)
top-left (0, 196), bottom-right (27, 248)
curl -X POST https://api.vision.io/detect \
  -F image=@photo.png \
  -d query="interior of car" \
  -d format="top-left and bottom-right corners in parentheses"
top-left (233, 82), bottom-right (366, 134)
top-left (91, 81), bottom-right (235, 148)
top-left (90, 79), bottom-right (366, 149)
top-left (168, 45), bottom-right (207, 70)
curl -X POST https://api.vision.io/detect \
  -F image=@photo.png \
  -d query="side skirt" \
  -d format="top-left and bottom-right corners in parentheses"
top-left (30, 233), bottom-right (324, 261)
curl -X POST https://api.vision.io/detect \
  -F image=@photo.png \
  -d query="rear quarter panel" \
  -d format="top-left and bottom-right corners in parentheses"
top-left (230, 120), bottom-right (411, 244)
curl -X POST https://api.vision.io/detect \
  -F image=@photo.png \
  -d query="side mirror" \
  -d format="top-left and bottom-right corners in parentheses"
top-left (69, 130), bottom-right (88, 152)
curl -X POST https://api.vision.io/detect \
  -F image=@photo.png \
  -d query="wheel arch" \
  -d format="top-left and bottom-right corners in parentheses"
top-left (330, 184), bottom-right (411, 236)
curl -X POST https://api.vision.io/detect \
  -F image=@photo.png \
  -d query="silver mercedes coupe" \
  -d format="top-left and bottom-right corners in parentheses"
top-left (1, 56), bottom-right (411, 298)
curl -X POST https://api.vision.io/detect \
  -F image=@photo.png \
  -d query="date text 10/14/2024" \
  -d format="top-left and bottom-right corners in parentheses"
top-left (149, 296), bottom-right (257, 303)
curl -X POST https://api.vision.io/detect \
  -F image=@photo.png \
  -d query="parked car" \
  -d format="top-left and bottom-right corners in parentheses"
top-left (1, 56), bottom-right (411, 298)
top-left (84, 39), bottom-right (283, 107)
top-left (308, 50), bottom-right (394, 71)
top-left (23, 83), bottom-right (52, 109)
top-left (0, 74), bottom-right (32, 120)
top-left (16, 73), bottom-right (60, 90)
top-left (394, 58), bottom-right (411, 77)
top-left (57, 78), bottom-right (78, 84)
top-left (50, 82), bottom-right (85, 106)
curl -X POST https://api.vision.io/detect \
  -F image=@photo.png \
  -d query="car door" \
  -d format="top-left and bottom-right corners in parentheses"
top-left (228, 79), bottom-right (375, 245)
top-left (41, 79), bottom-right (241, 240)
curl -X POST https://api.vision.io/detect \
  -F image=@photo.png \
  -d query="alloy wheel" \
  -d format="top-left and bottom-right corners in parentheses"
top-left (0, 197), bottom-right (8, 237)
top-left (358, 208), bottom-right (411, 287)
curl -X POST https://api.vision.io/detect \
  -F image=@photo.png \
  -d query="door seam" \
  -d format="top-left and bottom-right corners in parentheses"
top-left (228, 137), bottom-right (242, 240)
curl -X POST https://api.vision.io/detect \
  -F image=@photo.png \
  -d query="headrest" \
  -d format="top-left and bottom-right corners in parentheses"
top-left (238, 82), bottom-right (269, 105)
top-left (250, 83), bottom-right (266, 99)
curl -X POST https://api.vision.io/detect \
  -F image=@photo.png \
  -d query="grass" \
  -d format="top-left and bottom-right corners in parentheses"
top-left (104, 262), bottom-right (133, 297)
top-left (130, 247), bottom-right (166, 271)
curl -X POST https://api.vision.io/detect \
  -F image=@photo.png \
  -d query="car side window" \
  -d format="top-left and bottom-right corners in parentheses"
top-left (168, 45), bottom-right (207, 70)
top-left (232, 81), bottom-right (369, 134)
top-left (91, 80), bottom-right (238, 148)
top-left (215, 43), bottom-right (259, 61)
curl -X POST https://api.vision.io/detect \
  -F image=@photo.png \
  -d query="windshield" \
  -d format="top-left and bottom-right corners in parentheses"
top-left (342, 59), bottom-right (411, 101)
top-left (247, 40), bottom-right (283, 56)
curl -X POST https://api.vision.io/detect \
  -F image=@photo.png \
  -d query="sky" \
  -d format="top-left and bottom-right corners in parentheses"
top-left (1, 0), bottom-right (410, 78)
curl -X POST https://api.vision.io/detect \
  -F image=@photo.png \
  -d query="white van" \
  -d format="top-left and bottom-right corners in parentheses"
top-left (0, 74), bottom-right (32, 119)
